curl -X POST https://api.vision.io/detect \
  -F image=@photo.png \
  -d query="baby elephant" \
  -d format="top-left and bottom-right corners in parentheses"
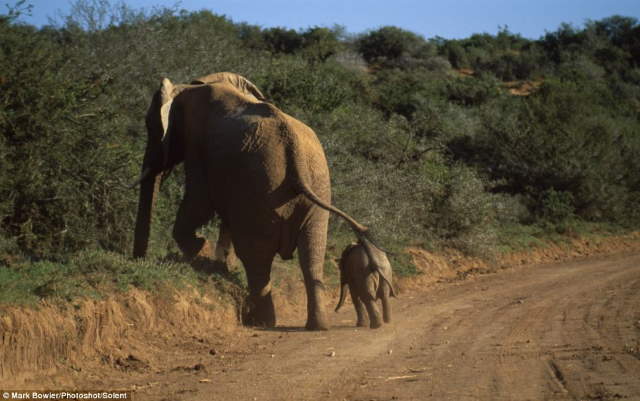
top-left (335, 239), bottom-right (396, 329)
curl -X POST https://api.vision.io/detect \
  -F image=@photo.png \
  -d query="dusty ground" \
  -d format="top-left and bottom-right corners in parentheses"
top-left (2, 237), bottom-right (640, 400)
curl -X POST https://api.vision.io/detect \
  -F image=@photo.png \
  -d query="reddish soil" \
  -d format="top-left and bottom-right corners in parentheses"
top-left (2, 235), bottom-right (640, 401)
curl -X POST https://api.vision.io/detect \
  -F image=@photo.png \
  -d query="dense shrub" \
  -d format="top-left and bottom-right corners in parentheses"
top-left (255, 58), bottom-right (369, 114)
top-left (448, 77), bottom-right (640, 225)
top-left (0, 19), bottom-right (136, 258)
top-left (241, 25), bottom-right (342, 63)
top-left (356, 26), bottom-right (437, 69)
top-left (437, 28), bottom-right (542, 80)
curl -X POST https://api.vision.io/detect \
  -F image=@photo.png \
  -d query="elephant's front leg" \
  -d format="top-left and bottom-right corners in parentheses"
top-left (297, 216), bottom-right (330, 331)
top-left (172, 193), bottom-right (215, 262)
top-left (213, 223), bottom-right (236, 273)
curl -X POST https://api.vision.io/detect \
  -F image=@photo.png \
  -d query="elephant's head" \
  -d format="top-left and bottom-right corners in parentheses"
top-left (132, 73), bottom-right (266, 258)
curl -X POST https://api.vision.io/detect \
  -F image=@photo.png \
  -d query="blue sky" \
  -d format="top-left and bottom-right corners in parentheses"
top-left (17, 0), bottom-right (640, 39)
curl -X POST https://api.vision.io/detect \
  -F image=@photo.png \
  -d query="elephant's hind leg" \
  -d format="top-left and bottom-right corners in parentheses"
top-left (297, 218), bottom-right (330, 331)
top-left (349, 286), bottom-right (368, 327)
top-left (363, 294), bottom-right (383, 329)
top-left (381, 283), bottom-right (392, 324)
top-left (213, 223), bottom-right (236, 273)
top-left (236, 244), bottom-right (277, 328)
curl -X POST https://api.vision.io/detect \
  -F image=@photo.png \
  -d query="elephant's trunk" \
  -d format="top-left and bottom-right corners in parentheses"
top-left (133, 162), bottom-right (161, 258)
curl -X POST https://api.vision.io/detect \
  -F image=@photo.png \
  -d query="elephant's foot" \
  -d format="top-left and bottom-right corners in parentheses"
top-left (356, 319), bottom-right (368, 328)
top-left (305, 313), bottom-right (330, 331)
top-left (179, 237), bottom-right (213, 261)
top-left (189, 240), bottom-right (224, 274)
top-left (368, 310), bottom-right (383, 329)
top-left (214, 236), bottom-right (236, 273)
top-left (242, 292), bottom-right (276, 328)
top-left (369, 320), bottom-right (383, 329)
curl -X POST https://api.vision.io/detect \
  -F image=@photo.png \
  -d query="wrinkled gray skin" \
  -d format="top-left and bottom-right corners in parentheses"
top-left (335, 238), bottom-right (396, 329)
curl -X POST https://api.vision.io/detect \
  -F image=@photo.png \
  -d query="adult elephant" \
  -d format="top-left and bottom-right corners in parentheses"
top-left (132, 72), bottom-right (370, 330)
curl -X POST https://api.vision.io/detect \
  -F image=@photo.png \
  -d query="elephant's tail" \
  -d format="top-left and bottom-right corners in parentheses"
top-left (298, 183), bottom-right (369, 235)
top-left (281, 117), bottom-right (369, 236)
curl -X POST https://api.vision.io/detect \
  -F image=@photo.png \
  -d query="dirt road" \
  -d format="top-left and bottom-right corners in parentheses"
top-left (27, 252), bottom-right (640, 401)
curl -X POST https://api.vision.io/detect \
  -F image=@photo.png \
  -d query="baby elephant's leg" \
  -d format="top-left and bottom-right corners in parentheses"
top-left (362, 284), bottom-right (383, 329)
top-left (349, 282), bottom-right (368, 327)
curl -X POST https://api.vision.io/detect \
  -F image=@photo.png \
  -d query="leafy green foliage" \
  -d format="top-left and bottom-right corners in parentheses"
top-left (449, 76), bottom-right (639, 226)
top-left (356, 26), bottom-right (439, 69)
top-left (241, 25), bottom-right (343, 63)
top-left (437, 27), bottom-right (541, 80)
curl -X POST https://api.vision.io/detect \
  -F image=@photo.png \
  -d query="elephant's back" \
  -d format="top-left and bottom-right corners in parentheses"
top-left (209, 102), bottom-right (330, 211)
top-left (231, 103), bottom-right (331, 196)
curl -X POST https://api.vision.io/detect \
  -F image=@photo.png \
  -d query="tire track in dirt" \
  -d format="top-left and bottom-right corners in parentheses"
top-left (543, 259), bottom-right (640, 401)
top-left (319, 253), bottom-right (640, 401)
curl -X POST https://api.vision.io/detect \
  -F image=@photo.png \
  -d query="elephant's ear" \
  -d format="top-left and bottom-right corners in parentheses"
top-left (159, 78), bottom-right (174, 140)
top-left (158, 78), bottom-right (175, 167)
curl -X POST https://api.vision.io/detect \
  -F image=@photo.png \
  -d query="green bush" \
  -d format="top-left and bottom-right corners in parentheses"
top-left (261, 27), bottom-right (304, 54)
top-left (300, 26), bottom-right (343, 63)
top-left (443, 73), bottom-right (504, 106)
top-left (356, 26), bottom-right (434, 68)
top-left (0, 19), bottom-right (137, 259)
top-left (448, 76), bottom-right (640, 225)
top-left (256, 57), bottom-right (369, 114)
top-left (539, 189), bottom-right (576, 222)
